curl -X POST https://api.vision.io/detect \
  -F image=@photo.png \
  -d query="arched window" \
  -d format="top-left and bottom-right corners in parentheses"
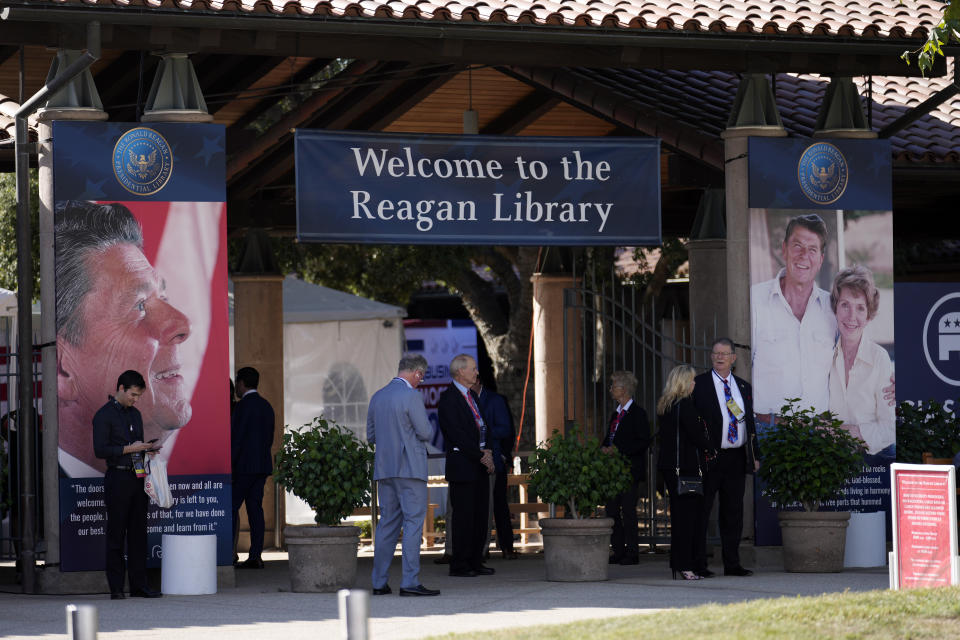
top-left (321, 362), bottom-right (368, 439)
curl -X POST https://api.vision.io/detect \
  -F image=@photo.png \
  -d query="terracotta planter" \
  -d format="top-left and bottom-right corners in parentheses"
top-left (284, 525), bottom-right (360, 592)
top-left (539, 517), bottom-right (614, 582)
top-left (778, 511), bottom-right (850, 573)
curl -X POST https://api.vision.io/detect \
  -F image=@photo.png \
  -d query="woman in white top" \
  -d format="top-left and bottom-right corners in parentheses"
top-left (827, 266), bottom-right (895, 457)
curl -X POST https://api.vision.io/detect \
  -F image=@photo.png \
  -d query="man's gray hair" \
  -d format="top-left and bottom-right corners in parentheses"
top-left (55, 201), bottom-right (144, 345)
top-left (398, 354), bottom-right (428, 375)
top-left (449, 354), bottom-right (474, 376)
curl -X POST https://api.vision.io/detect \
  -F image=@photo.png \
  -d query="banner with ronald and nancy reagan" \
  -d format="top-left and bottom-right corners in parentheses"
top-left (53, 122), bottom-right (231, 570)
top-left (748, 138), bottom-right (895, 546)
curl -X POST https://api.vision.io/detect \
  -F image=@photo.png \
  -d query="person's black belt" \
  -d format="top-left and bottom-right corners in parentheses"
top-left (109, 465), bottom-right (133, 470)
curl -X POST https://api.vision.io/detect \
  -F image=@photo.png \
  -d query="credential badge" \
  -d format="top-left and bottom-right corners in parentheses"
top-left (797, 142), bottom-right (848, 205)
top-left (113, 127), bottom-right (173, 196)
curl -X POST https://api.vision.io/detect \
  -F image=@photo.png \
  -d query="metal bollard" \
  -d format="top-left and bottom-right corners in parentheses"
top-left (66, 604), bottom-right (98, 640)
top-left (337, 588), bottom-right (370, 640)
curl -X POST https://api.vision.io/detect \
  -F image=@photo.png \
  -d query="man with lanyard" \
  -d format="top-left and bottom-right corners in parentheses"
top-left (93, 370), bottom-right (162, 599)
top-left (367, 354), bottom-right (440, 597)
top-left (691, 338), bottom-right (759, 577)
top-left (438, 354), bottom-right (496, 578)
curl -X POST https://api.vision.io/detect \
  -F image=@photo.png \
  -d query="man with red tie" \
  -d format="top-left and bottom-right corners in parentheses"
top-left (691, 337), bottom-right (760, 577)
top-left (438, 354), bottom-right (496, 578)
top-left (601, 370), bottom-right (650, 565)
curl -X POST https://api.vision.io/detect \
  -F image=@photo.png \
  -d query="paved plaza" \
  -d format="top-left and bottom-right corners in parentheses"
top-left (0, 548), bottom-right (890, 640)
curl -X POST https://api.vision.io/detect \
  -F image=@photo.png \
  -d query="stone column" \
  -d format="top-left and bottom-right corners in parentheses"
top-left (722, 125), bottom-right (787, 566)
top-left (35, 107), bottom-right (108, 594)
top-left (687, 238), bottom-right (728, 345)
top-left (531, 273), bottom-right (581, 444)
top-left (232, 273), bottom-right (285, 550)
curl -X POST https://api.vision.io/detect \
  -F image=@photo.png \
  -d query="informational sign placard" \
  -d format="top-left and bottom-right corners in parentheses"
top-left (295, 130), bottom-right (661, 246)
top-left (890, 463), bottom-right (959, 589)
top-left (53, 121), bottom-right (231, 570)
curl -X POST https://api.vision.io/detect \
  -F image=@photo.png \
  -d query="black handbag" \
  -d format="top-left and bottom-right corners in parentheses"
top-left (675, 404), bottom-right (704, 496)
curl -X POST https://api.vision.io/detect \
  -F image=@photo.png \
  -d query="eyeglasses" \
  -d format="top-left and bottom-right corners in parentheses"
top-left (711, 351), bottom-right (734, 358)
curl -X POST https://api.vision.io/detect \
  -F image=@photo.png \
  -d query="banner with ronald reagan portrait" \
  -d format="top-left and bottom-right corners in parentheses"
top-left (53, 122), bottom-right (231, 571)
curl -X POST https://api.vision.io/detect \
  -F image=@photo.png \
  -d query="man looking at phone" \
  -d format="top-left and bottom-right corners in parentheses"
top-left (93, 370), bottom-right (162, 599)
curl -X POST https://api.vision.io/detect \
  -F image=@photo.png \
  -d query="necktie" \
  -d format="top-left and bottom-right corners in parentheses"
top-left (462, 390), bottom-right (487, 448)
top-left (722, 378), bottom-right (738, 444)
top-left (607, 408), bottom-right (625, 446)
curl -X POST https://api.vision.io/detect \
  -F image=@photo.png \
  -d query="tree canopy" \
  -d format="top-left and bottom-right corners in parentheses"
top-left (902, 0), bottom-right (960, 73)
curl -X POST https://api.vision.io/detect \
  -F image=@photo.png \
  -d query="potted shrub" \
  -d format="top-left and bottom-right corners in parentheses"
top-left (274, 416), bottom-right (374, 592)
top-left (757, 400), bottom-right (865, 572)
top-left (896, 399), bottom-right (960, 464)
top-left (528, 427), bottom-right (630, 581)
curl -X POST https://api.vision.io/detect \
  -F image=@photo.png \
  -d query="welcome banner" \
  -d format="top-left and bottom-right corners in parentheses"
top-left (295, 130), bottom-right (661, 246)
top-left (53, 122), bottom-right (231, 570)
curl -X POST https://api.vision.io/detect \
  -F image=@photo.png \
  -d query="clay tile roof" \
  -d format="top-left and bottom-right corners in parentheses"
top-left (17, 0), bottom-right (946, 38)
top-left (547, 58), bottom-right (960, 164)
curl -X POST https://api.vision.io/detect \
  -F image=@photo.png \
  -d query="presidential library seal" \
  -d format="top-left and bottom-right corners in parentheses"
top-left (113, 127), bottom-right (173, 196)
top-left (797, 142), bottom-right (848, 205)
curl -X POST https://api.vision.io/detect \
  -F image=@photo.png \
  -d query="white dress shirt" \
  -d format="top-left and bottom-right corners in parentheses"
top-left (828, 338), bottom-right (895, 455)
top-left (751, 269), bottom-right (837, 414)
top-left (711, 370), bottom-right (746, 449)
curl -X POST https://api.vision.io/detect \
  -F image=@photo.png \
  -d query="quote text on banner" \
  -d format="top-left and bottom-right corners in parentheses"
top-left (295, 131), bottom-right (661, 246)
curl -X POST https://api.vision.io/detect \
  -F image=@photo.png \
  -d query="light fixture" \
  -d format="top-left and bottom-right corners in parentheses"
top-left (463, 66), bottom-right (479, 134)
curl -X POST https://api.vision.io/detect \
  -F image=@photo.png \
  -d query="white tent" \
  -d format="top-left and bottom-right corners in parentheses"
top-left (229, 276), bottom-right (406, 524)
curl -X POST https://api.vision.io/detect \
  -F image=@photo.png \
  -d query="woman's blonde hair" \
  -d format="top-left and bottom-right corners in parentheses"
top-left (656, 364), bottom-right (696, 415)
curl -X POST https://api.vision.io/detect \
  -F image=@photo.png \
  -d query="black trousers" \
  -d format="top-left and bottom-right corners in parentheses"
top-left (698, 446), bottom-right (746, 571)
top-left (605, 474), bottom-right (641, 559)
top-left (449, 467), bottom-right (490, 573)
top-left (661, 469), bottom-right (705, 572)
top-left (492, 468), bottom-right (514, 554)
top-left (232, 473), bottom-right (268, 559)
top-left (104, 468), bottom-right (148, 594)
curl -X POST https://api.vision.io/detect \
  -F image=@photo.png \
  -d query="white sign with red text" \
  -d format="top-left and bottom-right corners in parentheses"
top-left (890, 463), bottom-right (959, 589)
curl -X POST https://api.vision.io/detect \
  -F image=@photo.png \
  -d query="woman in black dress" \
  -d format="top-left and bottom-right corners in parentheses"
top-left (657, 364), bottom-right (715, 580)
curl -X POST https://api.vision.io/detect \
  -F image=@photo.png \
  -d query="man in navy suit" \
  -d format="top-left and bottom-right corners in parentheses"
top-left (473, 379), bottom-right (517, 559)
top-left (602, 370), bottom-right (650, 565)
top-left (368, 354), bottom-right (440, 597)
top-left (439, 354), bottom-right (496, 577)
top-left (691, 338), bottom-right (760, 577)
top-left (231, 366), bottom-right (275, 569)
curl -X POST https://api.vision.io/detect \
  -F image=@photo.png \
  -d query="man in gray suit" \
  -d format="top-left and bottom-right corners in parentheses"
top-left (367, 354), bottom-right (441, 597)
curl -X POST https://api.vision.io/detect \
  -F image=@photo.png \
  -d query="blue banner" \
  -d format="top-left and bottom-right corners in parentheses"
top-left (53, 121), bottom-right (232, 571)
top-left (748, 138), bottom-right (891, 210)
top-left (53, 122), bottom-right (225, 201)
top-left (59, 475), bottom-right (233, 571)
top-left (295, 130), bottom-right (661, 245)
top-left (894, 283), bottom-right (960, 407)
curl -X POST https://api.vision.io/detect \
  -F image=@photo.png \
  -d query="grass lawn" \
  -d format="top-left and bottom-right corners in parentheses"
top-left (426, 586), bottom-right (960, 640)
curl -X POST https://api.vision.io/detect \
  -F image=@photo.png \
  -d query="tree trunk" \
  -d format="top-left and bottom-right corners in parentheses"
top-left (449, 246), bottom-right (539, 452)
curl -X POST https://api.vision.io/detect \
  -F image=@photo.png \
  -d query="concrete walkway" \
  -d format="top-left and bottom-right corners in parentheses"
top-left (0, 549), bottom-right (889, 640)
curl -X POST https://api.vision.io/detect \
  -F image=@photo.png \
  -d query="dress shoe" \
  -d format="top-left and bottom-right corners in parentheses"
top-left (449, 569), bottom-right (477, 577)
top-left (130, 588), bottom-right (162, 598)
top-left (433, 556), bottom-right (451, 565)
top-left (724, 566), bottom-right (753, 577)
top-left (110, 592), bottom-right (126, 600)
top-left (399, 584), bottom-right (441, 597)
top-left (502, 551), bottom-right (519, 560)
top-left (473, 565), bottom-right (495, 575)
top-left (619, 556), bottom-right (639, 566)
top-left (372, 584), bottom-right (392, 595)
top-left (697, 569), bottom-right (716, 578)
top-left (236, 557), bottom-right (265, 569)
